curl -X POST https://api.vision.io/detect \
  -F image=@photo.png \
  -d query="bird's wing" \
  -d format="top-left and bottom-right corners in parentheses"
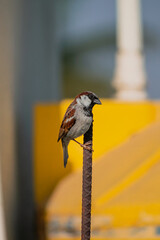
top-left (57, 105), bottom-right (76, 142)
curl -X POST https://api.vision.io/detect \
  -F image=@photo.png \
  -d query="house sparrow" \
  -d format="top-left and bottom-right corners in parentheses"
top-left (57, 91), bottom-right (101, 167)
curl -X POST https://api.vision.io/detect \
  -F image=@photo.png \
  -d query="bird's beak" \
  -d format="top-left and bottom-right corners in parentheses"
top-left (94, 98), bottom-right (102, 105)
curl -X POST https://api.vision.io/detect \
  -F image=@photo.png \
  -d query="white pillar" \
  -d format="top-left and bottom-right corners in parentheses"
top-left (113, 0), bottom-right (147, 100)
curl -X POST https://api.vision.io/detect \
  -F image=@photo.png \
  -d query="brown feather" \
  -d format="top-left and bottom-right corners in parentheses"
top-left (57, 103), bottom-right (76, 141)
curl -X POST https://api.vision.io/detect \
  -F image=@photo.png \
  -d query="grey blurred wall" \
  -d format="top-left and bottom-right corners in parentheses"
top-left (0, 1), bottom-right (17, 240)
top-left (15, 1), bottom-right (62, 240)
top-left (1, 0), bottom-right (62, 240)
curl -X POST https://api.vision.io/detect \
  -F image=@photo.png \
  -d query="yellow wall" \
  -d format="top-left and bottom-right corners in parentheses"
top-left (34, 100), bottom-right (160, 206)
top-left (34, 105), bottom-right (70, 206)
top-left (45, 121), bottom-right (160, 240)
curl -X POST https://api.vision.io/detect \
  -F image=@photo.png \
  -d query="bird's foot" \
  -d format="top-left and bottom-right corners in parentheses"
top-left (84, 140), bottom-right (92, 146)
top-left (80, 141), bottom-right (93, 152)
top-left (72, 139), bottom-right (93, 151)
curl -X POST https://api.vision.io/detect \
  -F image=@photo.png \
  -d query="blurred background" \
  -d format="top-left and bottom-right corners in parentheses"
top-left (1, 0), bottom-right (160, 240)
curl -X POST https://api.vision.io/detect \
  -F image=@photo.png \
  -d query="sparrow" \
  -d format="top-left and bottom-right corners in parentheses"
top-left (57, 91), bottom-right (101, 167)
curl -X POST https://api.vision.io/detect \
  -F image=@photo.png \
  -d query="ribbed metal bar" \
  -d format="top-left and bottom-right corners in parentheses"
top-left (81, 122), bottom-right (93, 240)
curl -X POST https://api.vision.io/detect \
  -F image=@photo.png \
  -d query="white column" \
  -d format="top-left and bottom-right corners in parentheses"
top-left (113, 0), bottom-right (147, 100)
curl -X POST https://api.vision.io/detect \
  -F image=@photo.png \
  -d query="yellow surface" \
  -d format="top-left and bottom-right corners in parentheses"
top-left (34, 100), bottom-right (160, 206)
top-left (97, 147), bottom-right (160, 206)
top-left (45, 121), bottom-right (160, 232)
top-left (47, 238), bottom-right (159, 240)
top-left (62, 100), bottom-right (158, 168)
top-left (34, 105), bottom-right (70, 206)
top-left (48, 238), bottom-right (160, 240)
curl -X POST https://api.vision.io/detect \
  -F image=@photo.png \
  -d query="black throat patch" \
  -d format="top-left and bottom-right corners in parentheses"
top-left (83, 106), bottom-right (93, 117)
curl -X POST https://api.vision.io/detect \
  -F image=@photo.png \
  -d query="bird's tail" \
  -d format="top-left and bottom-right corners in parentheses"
top-left (62, 142), bottom-right (69, 168)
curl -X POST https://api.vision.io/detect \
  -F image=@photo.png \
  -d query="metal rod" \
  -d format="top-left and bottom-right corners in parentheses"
top-left (81, 122), bottom-right (93, 240)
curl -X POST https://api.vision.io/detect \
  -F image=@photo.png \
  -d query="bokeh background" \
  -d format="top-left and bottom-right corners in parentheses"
top-left (1, 0), bottom-right (160, 240)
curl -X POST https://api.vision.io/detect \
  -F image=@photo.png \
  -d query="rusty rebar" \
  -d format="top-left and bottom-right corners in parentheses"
top-left (81, 122), bottom-right (93, 240)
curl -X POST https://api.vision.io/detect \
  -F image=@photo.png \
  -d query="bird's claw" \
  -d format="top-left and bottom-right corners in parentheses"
top-left (84, 140), bottom-right (92, 146)
top-left (80, 142), bottom-right (94, 152)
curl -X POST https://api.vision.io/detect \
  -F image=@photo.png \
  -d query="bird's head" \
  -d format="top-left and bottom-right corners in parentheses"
top-left (76, 91), bottom-right (102, 109)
